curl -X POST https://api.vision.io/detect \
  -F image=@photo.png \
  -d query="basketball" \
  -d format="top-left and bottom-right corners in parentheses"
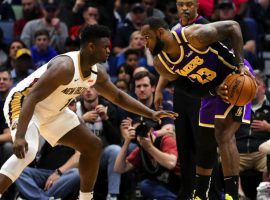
top-left (223, 74), bottom-right (257, 106)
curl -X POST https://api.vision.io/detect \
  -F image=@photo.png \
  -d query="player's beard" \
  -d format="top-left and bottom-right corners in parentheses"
top-left (152, 37), bottom-right (165, 56)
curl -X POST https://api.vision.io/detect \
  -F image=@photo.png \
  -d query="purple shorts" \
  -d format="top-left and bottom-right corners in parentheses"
top-left (199, 60), bottom-right (253, 128)
top-left (199, 95), bottom-right (251, 128)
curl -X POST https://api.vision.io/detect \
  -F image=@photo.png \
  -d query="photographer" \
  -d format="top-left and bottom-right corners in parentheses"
top-left (114, 118), bottom-right (181, 200)
top-left (235, 69), bottom-right (270, 199)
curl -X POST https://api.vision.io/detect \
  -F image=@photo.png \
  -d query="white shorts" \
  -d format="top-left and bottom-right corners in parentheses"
top-left (4, 99), bottom-right (80, 146)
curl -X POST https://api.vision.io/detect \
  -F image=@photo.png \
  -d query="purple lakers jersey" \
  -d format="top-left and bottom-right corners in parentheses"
top-left (158, 26), bottom-right (239, 97)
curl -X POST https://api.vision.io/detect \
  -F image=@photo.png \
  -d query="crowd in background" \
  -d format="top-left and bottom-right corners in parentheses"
top-left (0, 0), bottom-right (270, 200)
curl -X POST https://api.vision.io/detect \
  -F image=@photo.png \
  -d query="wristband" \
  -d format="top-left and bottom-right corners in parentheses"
top-left (153, 130), bottom-right (158, 137)
top-left (56, 168), bottom-right (62, 176)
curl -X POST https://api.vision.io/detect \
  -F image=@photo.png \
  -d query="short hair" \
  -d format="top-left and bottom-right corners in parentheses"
top-left (80, 24), bottom-right (111, 46)
top-left (254, 69), bottom-right (267, 85)
top-left (142, 17), bottom-right (169, 31)
top-left (34, 29), bottom-right (50, 39)
top-left (124, 49), bottom-right (140, 60)
top-left (0, 66), bottom-right (11, 76)
top-left (133, 71), bottom-right (156, 86)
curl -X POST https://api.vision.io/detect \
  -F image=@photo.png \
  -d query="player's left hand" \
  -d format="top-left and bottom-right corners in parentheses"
top-left (238, 63), bottom-right (256, 81)
top-left (151, 110), bottom-right (178, 122)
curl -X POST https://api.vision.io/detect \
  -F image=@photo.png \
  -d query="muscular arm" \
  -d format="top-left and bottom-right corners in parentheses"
top-left (186, 20), bottom-right (244, 65)
top-left (16, 56), bottom-right (74, 139)
top-left (94, 65), bottom-right (156, 119)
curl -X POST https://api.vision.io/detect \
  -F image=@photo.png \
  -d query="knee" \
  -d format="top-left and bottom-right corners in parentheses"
top-left (105, 145), bottom-right (121, 157)
top-left (81, 136), bottom-right (102, 156)
top-left (24, 146), bottom-right (38, 164)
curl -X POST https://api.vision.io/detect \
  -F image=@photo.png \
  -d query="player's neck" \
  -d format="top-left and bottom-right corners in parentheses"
top-left (79, 50), bottom-right (97, 71)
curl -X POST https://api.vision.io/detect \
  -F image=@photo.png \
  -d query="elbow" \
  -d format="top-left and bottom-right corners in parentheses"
top-left (114, 165), bottom-right (124, 173)
top-left (166, 157), bottom-right (177, 170)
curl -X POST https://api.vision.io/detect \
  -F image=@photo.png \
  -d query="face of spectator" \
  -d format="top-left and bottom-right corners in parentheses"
top-left (15, 56), bottom-right (32, 73)
top-left (0, 71), bottom-right (12, 93)
top-left (130, 31), bottom-right (145, 49)
top-left (254, 79), bottom-right (266, 101)
top-left (83, 7), bottom-right (100, 25)
top-left (83, 86), bottom-right (98, 103)
top-left (117, 66), bottom-right (131, 83)
top-left (143, 0), bottom-right (156, 13)
top-left (126, 54), bottom-right (139, 69)
top-left (9, 42), bottom-right (24, 60)
top-left (22, 0), bottom-right (36, 11)
top-left (135, 76), bottom-right (155, 101)
top-left (131, 10), bottom-right (146, 26)
top-left (35, 35), bottom-right (50, 51)
top-left (219, 4), bottom-right (236, 20)
top-left (115, 80), bottom-right (129, 93)
top-left (42, 6), bottom-right (59, 22)
top-left (176, 0), bottom-right (198, 26)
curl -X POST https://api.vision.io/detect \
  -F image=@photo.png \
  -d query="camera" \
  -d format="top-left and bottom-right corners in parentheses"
top-left (131, 118), bottom-right (159, 143)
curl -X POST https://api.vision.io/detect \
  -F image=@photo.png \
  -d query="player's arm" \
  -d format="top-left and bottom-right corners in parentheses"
top-left (15, 57), bottom-right (74, 141)
top-left (94, 64), bottom-right (177, 121)
top-left (186, 20), bottom-right (244, 65)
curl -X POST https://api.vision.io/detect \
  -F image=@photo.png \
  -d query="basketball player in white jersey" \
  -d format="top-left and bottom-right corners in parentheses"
top-left (0, 24), bottom-right (177, 200)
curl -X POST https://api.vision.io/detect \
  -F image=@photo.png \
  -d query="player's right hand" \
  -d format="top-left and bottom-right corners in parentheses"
top-left (13, 137), bottom-right (28, 159)
top-left (154, 90), bottom-right (163, 110)
top-left (216, 83), bottom-right (229, 104)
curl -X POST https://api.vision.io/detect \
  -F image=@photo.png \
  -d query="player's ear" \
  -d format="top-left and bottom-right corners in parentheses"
top-left (156, 28), bottom-right (165, 39)
top-left (87, 42), bottom-right (95, 53)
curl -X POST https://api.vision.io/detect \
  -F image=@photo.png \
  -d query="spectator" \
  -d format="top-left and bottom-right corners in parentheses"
top-left (30, 29), bottom-right (58, 69)
top-left (0, 0), bottom-right (15, 21)
top-left (0, 67), bottom-right (13, 168)
top-left (76, 87), bottom-right (122, 200)
top-left (113, 3), bottom-right (146, 55)
top-left (236, 70), bottom-right (270, 199)
top-left (69, 3), bottom-right (100, 41)
top-left (0, 28), bottom-right (8, 67)
top-left (114, 79), bottom-right (130, 94)
top-left (115, 31), bottom-right (154, 72)
top-left (217, 0), bottom-right (257, 67)
top-left (13, 0), bottom-right (42, 38)
top-left (21, 0), bottom-right (68, 53)
top-left (5, 39), bottom-right (26, 70)
top-left (114, 119), bottom-right (181, 200)
top-left (142, 0), bottom-right (165, 19)
top-left (11, 48), bottom-right (34, 86)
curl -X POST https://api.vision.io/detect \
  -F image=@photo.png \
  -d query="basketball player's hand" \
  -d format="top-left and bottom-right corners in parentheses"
top-left (13, 137), bottom-right (28, 159)
top-left (238, 63), bottom-right (256, 81)
top-left (154, 90), bottom-right (163, 110)
top-left (216, 83), bottom-right (229, 104)
top-left (152, 110), bottom-right (178, 122)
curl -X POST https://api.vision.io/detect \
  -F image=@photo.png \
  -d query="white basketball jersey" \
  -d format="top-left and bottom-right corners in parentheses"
top-left (5, 51), bottom-right (98, 125)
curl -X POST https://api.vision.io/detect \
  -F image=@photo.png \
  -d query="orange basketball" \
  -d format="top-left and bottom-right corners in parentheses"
top-left (223, 74), bottom-right (257, 106)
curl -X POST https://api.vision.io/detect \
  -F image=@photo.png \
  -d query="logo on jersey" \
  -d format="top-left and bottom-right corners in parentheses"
top-left (185, 51), bottom-right (193, 58)
top-left (235, 107), bottom-right (243, 117)
top-left (62, 87), bottom-right (85, 95)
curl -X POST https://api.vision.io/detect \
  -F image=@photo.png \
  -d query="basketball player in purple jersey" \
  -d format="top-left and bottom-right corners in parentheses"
top-left (141, 17), bottom-right (254, 200)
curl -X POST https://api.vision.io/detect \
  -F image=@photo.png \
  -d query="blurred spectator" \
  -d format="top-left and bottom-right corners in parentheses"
top-left (69, 3), bottom-right (100, 41)
top-left (76, 87), bottom-right (122, 200)
top-left (11, 48), bottom-right (34, 86)
top-left (21, 0), bottom-right (68, 53)
top-left (64, 37), bottom-right (80, 52)
top-left (113, 3), bottom-right (146, 55)
top-left (142, 0), bottom-right (165, 18)
top-left (116, 63), bottom-right (134, 87)
top-left (5, 39), bottom-right (26, 70)
top-left (13, 0), bottom-right (42, 38)
top-left (164, 2), bottom-right (179, 28)
top-left (0, 28), bottom-right (8, 67)
top-left (0, 67), bottom-right (13, 168)
top-left (30, 29), bottom-right (58, 69)
top-left (0, 0), bottom-right (15, 21)
top-left (115, 31), bottom-right (154, 71)
top-left (217, 0), bottom-right (257, 67)
top-left (114, 79), bottom-right (130, 94)
top-left (235, 70), bottom-right (270, 199)
top-left (114, 119), bottom-right (181, 200)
